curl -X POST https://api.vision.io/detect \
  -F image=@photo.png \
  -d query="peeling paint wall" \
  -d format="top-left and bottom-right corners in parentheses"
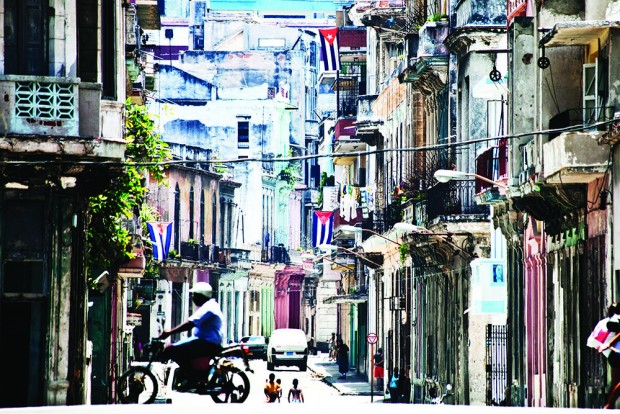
top-left (151, 47), bottom-right (307, 248)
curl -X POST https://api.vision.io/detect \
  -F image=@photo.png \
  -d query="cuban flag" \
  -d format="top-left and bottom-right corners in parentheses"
top-left (147, 222), bottom-right (173, 262)
top-left (319, 27), bottom-right (340, 72)
top-left (312, 211), bottom-right (334, 247)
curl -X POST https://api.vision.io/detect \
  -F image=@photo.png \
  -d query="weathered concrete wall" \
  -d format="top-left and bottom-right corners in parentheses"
top-left (153, 50), bottom-right (302, 248)
top-left (455, 0), bottom-right (506, 26)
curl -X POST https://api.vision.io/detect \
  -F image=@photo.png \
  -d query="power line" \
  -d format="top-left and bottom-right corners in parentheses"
top-left (2, 118), bottom-right (616, 167)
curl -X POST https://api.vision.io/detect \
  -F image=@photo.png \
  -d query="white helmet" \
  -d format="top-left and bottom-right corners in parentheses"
top-left (189, 282), bottom-right (213, 299)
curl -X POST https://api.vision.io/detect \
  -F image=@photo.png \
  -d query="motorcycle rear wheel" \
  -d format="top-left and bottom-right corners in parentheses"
top-left (117, 366), bottom-right (159, 404)
top-left (210, 367), bottom-right (250, 403)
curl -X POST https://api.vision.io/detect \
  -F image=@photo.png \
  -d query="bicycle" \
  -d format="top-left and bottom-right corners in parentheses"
top-left (116, 339), bottom-right (253, 404)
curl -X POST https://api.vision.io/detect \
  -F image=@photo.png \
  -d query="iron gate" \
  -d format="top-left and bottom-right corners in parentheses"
top-left (486, 324), bottom-right (508, 405)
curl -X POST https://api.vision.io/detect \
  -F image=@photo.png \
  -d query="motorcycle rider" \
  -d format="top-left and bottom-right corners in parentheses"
top-left (157, 282), bottom-right (223, 388)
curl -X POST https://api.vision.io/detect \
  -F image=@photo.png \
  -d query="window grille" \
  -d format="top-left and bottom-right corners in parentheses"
top-left (15, 81), bottom-right (76, 120)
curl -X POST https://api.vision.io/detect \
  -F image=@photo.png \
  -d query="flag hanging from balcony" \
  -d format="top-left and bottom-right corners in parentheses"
top-left (312, 211), bottom-right (334, 247)
top-left (147, 222), bottom-right (173, 262)
top-left (319, 27), bottom-right (340, 72)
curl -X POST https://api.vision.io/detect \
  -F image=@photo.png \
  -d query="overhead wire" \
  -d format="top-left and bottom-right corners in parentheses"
top-left (2, 118), bottom-right (617, 167)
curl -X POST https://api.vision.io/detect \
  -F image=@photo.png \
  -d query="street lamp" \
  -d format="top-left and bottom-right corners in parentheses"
top-left (338, 224), bottom-right (401, 246)
top-left (433, 169), bottom-right (507, 188)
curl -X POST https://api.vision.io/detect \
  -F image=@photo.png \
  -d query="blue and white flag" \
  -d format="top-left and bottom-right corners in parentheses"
top-left (319, 27), bottom-right (340, 72)
top-left (147, 222), bottom-right (173, 262)
top-left (312, 211), bottom-right (334, 247)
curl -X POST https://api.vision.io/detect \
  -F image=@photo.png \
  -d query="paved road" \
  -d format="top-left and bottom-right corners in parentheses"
top-left (0, 355), bottom-right (607, 413)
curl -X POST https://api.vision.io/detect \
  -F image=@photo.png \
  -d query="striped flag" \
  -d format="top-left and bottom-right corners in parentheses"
top-left (147, 222), bottom-right (173, 262)
top-left (312, 211), bottom-right (334, 247)
top-left (319, 27), bottom-right (340, 72)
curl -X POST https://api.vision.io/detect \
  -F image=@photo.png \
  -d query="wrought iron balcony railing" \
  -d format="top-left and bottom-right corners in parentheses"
top-left (423, 181), bottom-right (489, 223)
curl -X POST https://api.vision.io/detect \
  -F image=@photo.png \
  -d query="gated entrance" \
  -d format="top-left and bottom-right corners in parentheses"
top-left (486, 324), bottom-right (508, 405)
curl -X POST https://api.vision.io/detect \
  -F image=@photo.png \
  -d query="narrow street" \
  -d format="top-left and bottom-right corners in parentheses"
top-left (168, 354), bottom-right (375, 406)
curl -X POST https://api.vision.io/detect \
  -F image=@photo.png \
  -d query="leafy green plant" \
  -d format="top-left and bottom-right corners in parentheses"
top-left (399, 244), bottom-right (410, 266)
top-left (427, 13), bottom-right (441, 22)
top-left (278, 150), bottom-right (301, 186)
top-left (87, 100), bottom-right (171, 280)
top-left (214, 156), bottom-right (228, 174)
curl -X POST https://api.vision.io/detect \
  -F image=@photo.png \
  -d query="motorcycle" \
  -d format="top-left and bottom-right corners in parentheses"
top-left (116, 339), bottom-right (253, 404)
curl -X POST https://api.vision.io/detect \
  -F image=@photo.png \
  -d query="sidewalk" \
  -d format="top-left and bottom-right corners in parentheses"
top-left (307, 352), bottom-right (386, 402)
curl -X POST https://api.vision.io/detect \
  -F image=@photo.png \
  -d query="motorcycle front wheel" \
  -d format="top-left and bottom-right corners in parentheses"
top-left (210, 367), bottom-right (250, 403)
top-left (116, 366), bottom-right (159, 404)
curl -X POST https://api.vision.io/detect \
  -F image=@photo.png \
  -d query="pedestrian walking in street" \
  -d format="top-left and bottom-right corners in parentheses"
top-left (328, 332), bottom-right (337, 361)
top-left (373, 347), bottom-right (384, 391)
top-left (589, 302), bottom-right (620, 408)
top-left (336, 338), bottom-right (349, 379)
top-left (398, 365), bottom-right (411, 403)
top-left (388, 366), bottom-right (400, 403)
top-left (288, 378), bottom-right (305, 403)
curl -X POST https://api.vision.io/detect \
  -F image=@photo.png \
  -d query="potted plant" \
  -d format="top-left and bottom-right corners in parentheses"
top-left (180, 239), bottom-right (200, 261)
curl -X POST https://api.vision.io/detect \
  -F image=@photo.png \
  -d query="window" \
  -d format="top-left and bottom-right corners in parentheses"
top-left (4, 0), bottom-right (48, 75)
top-left (583, 61), bottom-right (599, 124)
top-left (174, 184), bottom-right (181, 251)
top-left (189, 186), bottom-right (195, 240)
top-left (200, 191), bottom-right (205, 244)
top-left (238, 121), bottom-right (250, 148)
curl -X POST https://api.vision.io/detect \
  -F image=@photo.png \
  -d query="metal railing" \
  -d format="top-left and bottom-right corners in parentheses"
top-left (424, 181), bottom-right (489, 223)
top-left (548, 105), bottom-right (616, 140)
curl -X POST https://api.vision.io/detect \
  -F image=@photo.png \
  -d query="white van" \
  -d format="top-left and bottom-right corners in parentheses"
top-left (266, 328), bottom-right (308, 371)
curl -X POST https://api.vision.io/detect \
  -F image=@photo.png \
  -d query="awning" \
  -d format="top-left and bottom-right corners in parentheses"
top-left (540, 20), bottom-right (620, 47)
top-left (323, 292), bottom-right (368, 304)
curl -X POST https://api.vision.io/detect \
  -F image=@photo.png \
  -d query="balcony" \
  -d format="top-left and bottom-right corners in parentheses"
top-left (507, 0), bottom-right (527, 24)
top-left (455, 0), bottom-right (506, 27)
top-left (180, 241), bottom-right (200, 261)
top-left (399, 22), bottom-right (449, 92)
top-left (548, 106), bottom-right (616, 141)
top-left (355, 95), bottom-right (383, 146)
top-left (305, 119), bottom-right (319, 140)
top-left (474, 140), bottom-right (508, 205)
top-left (0, 75), bottom-right (125, 158)
top-left (476, 142), bottom-right (508, 191)
top-left (269, 246), bottom-right (290, 264)
top-left (423, 181), bottom-right (489, 225)
top-left (543, 131), bottom-right (610, 184)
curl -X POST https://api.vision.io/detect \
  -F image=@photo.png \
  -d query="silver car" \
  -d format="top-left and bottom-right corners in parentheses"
top-left (266, 328), bottom-right (308, 371)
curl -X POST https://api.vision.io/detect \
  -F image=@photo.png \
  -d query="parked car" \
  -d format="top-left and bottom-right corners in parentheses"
top-left (266, 328), bottom-right (308, 371)
top-left (239, 335), bottom-right (267, 360)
